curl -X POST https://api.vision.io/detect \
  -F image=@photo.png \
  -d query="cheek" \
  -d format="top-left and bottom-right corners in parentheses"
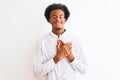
top-left (48, 19), bottom-right (53, 24)
top-left (63, 19), bottom-right (66, 23)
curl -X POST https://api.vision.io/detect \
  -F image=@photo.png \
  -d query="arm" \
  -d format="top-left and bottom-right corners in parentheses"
top-left (70, 41), bottom-right (88, 74)
top-left (33, 42), bottom-right (56, 78)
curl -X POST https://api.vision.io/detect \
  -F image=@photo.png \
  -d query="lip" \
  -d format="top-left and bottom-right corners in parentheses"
top-left (56, 23), bottom-right (61, 25)
top-left (54, 22), bottom-right (61, 24)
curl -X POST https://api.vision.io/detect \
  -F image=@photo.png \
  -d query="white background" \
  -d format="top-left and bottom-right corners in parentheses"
top-left (0, 0), bottom-right (120, 80)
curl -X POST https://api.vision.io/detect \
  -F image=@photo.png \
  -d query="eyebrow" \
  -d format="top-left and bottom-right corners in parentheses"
top-left (52, 14), bottom-right (64, 16)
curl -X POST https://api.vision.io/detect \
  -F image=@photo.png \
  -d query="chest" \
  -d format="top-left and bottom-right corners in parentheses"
top-left (42, 39), bottom-right (57, 61)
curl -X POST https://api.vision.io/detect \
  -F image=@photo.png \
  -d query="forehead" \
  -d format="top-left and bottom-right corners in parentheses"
top-left (50, 9), bottom-right (64, 15)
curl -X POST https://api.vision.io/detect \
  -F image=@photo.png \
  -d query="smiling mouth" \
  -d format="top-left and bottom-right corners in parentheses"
top-left (54, 22), bottom-right (61, 24)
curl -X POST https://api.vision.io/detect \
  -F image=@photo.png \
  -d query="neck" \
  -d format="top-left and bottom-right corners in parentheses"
top-left (52, 28), bottom-right (65, 35)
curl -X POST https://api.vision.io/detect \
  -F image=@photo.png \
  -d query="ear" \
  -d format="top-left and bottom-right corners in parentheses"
top-left (48, 18), bottom-right (51, 22)
top-left (48, 19), bottom-right (50, 22)
top-left (48, 19), bottom-right (51, 23)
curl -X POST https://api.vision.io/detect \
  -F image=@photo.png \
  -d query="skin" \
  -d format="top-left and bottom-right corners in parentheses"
top-left (49, 9), bottom-right (66, 35)
top-left (48, 9), bottom-right (74, 64)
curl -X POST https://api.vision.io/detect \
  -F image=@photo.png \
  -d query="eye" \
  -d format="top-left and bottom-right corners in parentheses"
top-left (59, 15), bottom-right (64, 18)
top-left (52, 15), bottom-right (57, 19)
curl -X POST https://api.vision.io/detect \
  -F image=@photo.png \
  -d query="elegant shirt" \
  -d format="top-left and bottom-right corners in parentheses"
top-left (33, 30), bottom-right (88, 80)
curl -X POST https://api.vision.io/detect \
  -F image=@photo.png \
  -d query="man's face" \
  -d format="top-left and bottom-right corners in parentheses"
top-left (49, 9), bottom-right (66, 30)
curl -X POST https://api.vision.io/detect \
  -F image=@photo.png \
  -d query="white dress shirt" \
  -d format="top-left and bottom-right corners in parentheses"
top-left (33, 30), bottom-right (88, 80)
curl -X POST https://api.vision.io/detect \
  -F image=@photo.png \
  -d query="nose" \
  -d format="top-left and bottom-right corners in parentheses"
top-left (56, 17), bottom-right (60, 21)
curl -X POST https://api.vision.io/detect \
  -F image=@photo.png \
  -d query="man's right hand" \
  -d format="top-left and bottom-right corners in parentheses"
top-left (53, 40), bottom-right (72, 64)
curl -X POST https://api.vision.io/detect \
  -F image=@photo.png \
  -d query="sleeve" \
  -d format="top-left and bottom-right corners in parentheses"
top-left (70, 39), bottom-right (88, 75)
top-left (33, 41), bottom-right (56, 78)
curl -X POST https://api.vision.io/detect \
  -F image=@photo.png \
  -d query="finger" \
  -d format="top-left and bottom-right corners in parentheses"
top-left (58, 40), bottom-right (65, 48)
top-left (57, 40), bottom-right (61, 44)
top-left (57, 42), bottom-right (60, 49)
top-left (57, 40), bottom-right (64, 45)
top-left (65, 44), bottom-right (72, 53)
top-left (57, 40), bottom-right (62, 48)
top-left (68, 46), bottom-right (72, 50)
top-left (68, 47), bottom-right (72, 52)
top-left (59, 40), bottom-right (65, 47)
top-left (64, 42), bottom-right (71, 48)
top-left (68, 42), bottom-right (72, 46)
top-left (60, 40), bottom-right (65, 44)
top-left (67, 48), bottom-right (72, 55)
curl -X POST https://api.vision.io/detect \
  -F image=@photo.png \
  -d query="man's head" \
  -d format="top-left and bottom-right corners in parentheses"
top-left (44, 3), bottom-right (70, 22)
top-left (44, 3), bottom-right (70, 35)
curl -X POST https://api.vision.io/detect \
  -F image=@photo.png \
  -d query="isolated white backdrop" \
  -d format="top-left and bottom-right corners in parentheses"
top-left (0, 0), bottom-right (120, 80)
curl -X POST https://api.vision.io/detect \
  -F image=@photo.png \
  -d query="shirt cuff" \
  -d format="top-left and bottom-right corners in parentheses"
top-left (69, 58), bottom-right (78, 65)
top-left (51, 58), bottom-right (56, 66)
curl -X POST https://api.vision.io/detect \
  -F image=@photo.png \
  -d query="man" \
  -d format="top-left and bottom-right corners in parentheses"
top-left (33, 3), bottom-right (88, 80)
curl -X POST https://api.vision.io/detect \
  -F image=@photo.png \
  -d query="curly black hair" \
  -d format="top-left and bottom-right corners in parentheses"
top-left (44, 3), bottom-right (70, 22)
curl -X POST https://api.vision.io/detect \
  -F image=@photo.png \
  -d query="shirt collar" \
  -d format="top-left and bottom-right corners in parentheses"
top-left (50, 29), bottom-right (67, 39)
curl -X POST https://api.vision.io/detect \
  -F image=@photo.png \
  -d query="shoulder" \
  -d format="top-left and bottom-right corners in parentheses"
top-left (66, 32), bottom-right (80, 42)
top-left (66, 32), bottom-right (82, 46)
top-left (37, 32), bottom-right (51, 44)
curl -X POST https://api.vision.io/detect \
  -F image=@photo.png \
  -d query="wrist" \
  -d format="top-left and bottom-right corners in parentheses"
top-left (53, 56), bottom-right (59, 64)
top-left (69, 57), bottom-right (74, 62)
top-left (67, 53), bottom-right (74, 62)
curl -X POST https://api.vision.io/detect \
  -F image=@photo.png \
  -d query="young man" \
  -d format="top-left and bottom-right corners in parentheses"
top-left (33, 3), bottom-right (88, 80)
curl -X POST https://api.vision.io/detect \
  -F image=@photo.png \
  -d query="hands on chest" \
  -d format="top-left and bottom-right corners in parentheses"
top-left (53, 40), bottom-right (74, 64)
